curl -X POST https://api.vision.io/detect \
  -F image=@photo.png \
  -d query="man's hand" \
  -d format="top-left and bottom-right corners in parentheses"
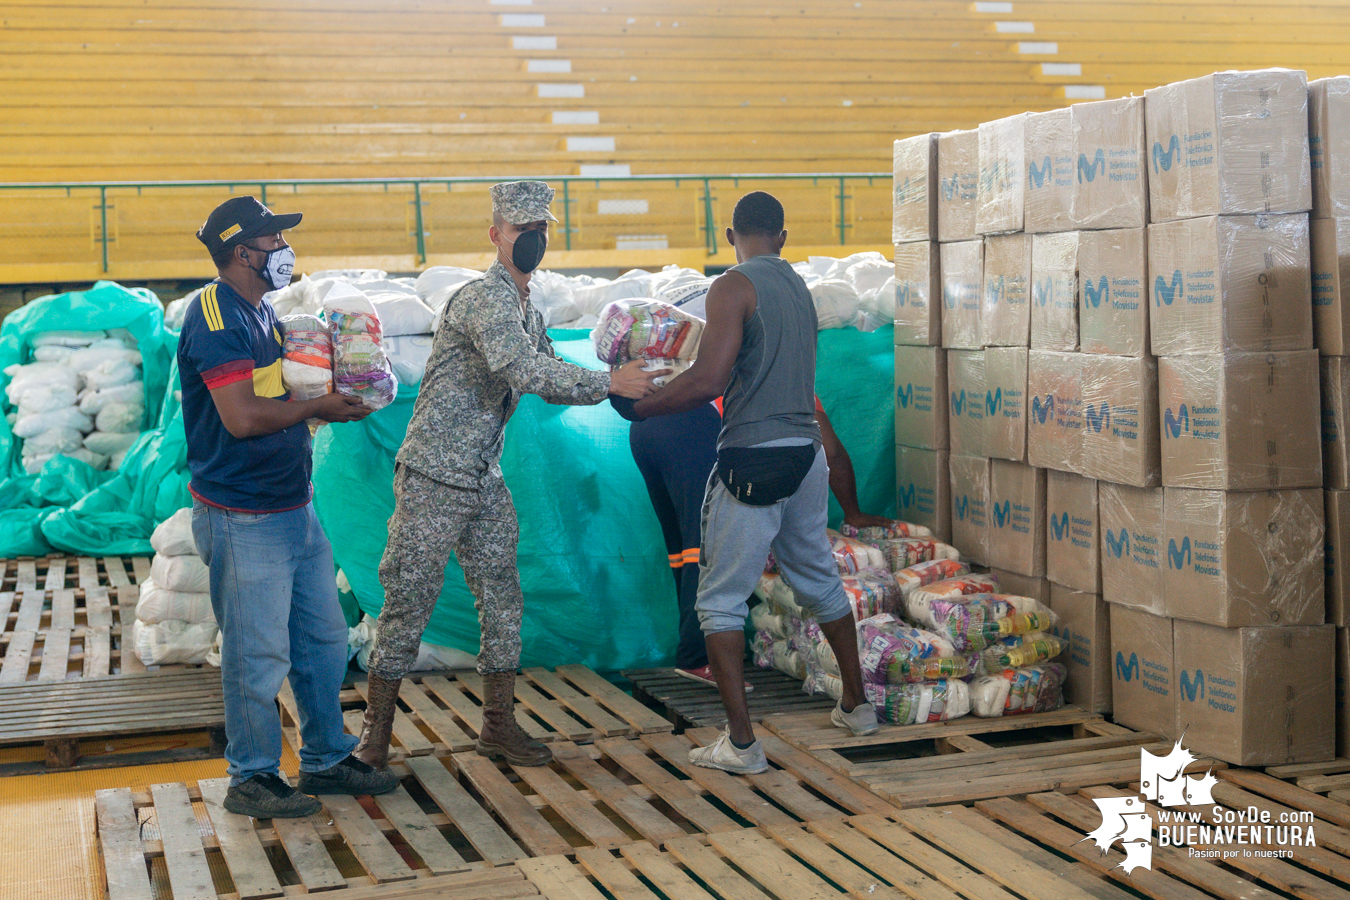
top-left (844, 512), bottom-right (896, 530)
top-left (313, 392), bottom-right (372, 423)
top-left (608, 359), bottom-right (667, 399)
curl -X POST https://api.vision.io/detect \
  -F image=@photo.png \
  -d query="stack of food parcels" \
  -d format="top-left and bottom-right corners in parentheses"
top-left (750, 523), bottom-right (1067, 724)
top-left (3, 329), bottom-right (146, 473)
top-left (278, 282), bottom-right (398, 412)
top-left (134, 507), bottom-right (218, 666)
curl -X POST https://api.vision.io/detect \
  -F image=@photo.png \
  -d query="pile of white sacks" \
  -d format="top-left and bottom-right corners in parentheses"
top-left (163, 252), bottom-right (897, 388)
top-left (134, 507), bottom-right (218, 666)
top-left (4, 329), bottom-right (146, 474)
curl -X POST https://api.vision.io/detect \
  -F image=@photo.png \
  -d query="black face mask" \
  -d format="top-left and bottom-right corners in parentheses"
top-left (510, 230), bottom-right (547, 274)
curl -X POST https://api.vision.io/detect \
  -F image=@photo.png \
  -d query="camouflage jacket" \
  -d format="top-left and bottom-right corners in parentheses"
top-left (397, 259), bottom-right (611, 487)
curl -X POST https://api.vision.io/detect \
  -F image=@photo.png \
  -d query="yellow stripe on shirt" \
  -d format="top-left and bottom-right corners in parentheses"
top-left (202, 285), bottom-right (225, 332)
top-left (252, 359), bottom-right (286, 399)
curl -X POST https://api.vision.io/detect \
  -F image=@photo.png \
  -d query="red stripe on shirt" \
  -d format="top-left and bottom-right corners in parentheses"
top-left (202, 359), bottom-right (254, 390)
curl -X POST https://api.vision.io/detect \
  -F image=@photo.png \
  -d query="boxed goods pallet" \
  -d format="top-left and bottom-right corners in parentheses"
top-left (977, 113), bottom-right (1027, 235)
top-left (895, 445), bottom-right (952, 543)
top-left (1026, 350), bottom-right (1083, 473)
top-left (982, 233), bottom-right (1032, 347)
top-left (1312, 218), bottom-right (1350, 355)
top-left (1030, 231), bottom-right (1079, 352)
top-left (893, 345), bottom-right (948, 450)
top-left (1157, 350), bottom-right (1322, 490)
top-left (1046, 470), bottom-right (1100, 595)
top-left (1147, 213), bottom-right (1312, 356)
top-left (1078, 228), bottom-right (1149, 356)
top-left (1162, 487), bottom-right (1325, 627)
top-left (1329, 491), bottom-right (1350, 626)
top-left (950, 454), bottom-right (991, 565)
top-left (1049, 583), bottom-right (1111, 714)
top-left (893, 133), bottom-right (938, 243)
top-left (947, 349), bottom-right (986, 457)
top-left (1322, 356), bottom-right (1350, 489)
top-left (987, 459), bottom-right (1047, 577)
top-left (1144, 68), bottom-right (1311, 222)
top-left (984, 346), bottom-right (1028, 462)
top-left (1173, 620), bottom-right (1333, 765)
top-left (938, 129), bottom-right (980, 242)
top-left (1100, 483), bottom-right (1166, 614)
top-left (1024, 107), bottom-right (1074, 234)
top-left (1111, 605), bottom-right (1177, 738)
top-left (940, 240), bottom-right (983, 349)
top-left (1309, 77), bottom-right (1350, 219)
top-left (1071, 96), bottom-right (1147, 230)
top-left (893, 242), bottom-right (941, 346)
top-left (1079, 353), bottom-right (1161, 488)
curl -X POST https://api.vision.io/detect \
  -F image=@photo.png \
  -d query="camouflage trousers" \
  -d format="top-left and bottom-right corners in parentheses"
top-left (368, 464), bottom-right (523, 679)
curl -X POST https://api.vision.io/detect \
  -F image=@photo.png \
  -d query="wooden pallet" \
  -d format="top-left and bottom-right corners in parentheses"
top-left (279, 665), bottom-right (674, 763)
top-left (762, 706), bottom-right (1226, 807)
top-left (622, 665), bottom-right (836, 731)
top-left (0, 554), bottom-right (155, 681)
top-left (1266, 758), bottom-right (1350, 806)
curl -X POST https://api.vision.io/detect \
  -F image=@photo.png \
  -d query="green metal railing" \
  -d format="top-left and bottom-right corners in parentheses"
top-left (0, 173), bottom-right (892, 275)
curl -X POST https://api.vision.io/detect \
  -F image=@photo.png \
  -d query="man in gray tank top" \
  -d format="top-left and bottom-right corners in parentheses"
top-left (618, 191), bottom-right (879, 774)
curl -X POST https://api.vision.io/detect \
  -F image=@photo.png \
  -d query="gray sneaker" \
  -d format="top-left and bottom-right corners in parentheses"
top-left (831, 700), bottom-right (881, 736)
top-left (687, 729), bottom-right (769, 775)
top-left (297, 754), bottom-right (399, 796)
top-left (223, 773), bottom-right (322, 819)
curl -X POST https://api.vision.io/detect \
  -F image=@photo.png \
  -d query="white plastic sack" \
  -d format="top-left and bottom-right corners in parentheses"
top-left (33, 346), bottom-right (74, 364)
top-left (527, 269), bottom-right (583, 326)
top-left (383, 334), bottom-right (436, 386)
top-left (23, 426), bottom-right (85, 454)
top-left (84, 430), bottom-right (140, 456)
top-left (418, 266), bottom-right (483, 310)
top-left (348, 615), bottom-right (477, 672)
top-left (151, 507), bottom-right (197, 557)
top-left (15, 383), bottom-right (77, 414)
top-left (5, 362), bottom-right (80, 403)
top-left (13, 406), bottom-right (92, 438)
top-left (657, 278), bottom-right (713, 320)
top-left (81, 357), bottom-right (140, 391)
top-left (95, 402), bottom-right (144, 434)
top-left (108, 447), bottom-right (130, 471)
top-left (809, 279), bottom-right (861, 330)
top-left (132, 618), bottom-right (218, 665)
top-left (150, 554), bottom-right (211, 595)
top-left (30, 330), bottom-right (104, 348)
top-left (369, 292), bottom-right (436, 336)
top-left (67, 344), bottom-right (141, 372)
top-left (136, 576), bottom-right (214, 625)
top-left (78, 381), bottom-right (144, 414)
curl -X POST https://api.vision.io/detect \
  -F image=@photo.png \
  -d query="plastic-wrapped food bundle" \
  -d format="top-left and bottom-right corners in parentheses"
top-left (829, 533), bottom-right (887, 574)
top-left (907, 592), bottom-right (1057, 652)
top-left (642, 357), bottom-right (691, 388)
top-left (149, 553), bottom-right (210, 595)
top-left (893, 559), bottom-right (972, 602)
top-left (838, 520), bottom-right (934, 541)
top-left (872, 537), bottom-right (961, 572)
top-left (324, 284), bottom-right (398, 410)
top-left (864, 679), bottom-right (972, 724)
top-left (977, 632), bottom-right (1066, 674)
top-left (970, 663), bottom-right (1066, 717)
top-left (841, 568), bottom-right (900, 621)
top-left (858, 614), bottom-right (976, 684)
top-left (749, 600), bottom-right (791, 641)
top-left (592, 298), bottom-right (704, 365)
top-left (908, 575), bottom-right (999, 609)
top-left (280, 313), bottom-right (334, 401)
top-left (131, 619), bottom-right (219, 666)
top-left (754, 571), bottom-right (804, 618)
top-left (135, 577), bottom-right (214, 625)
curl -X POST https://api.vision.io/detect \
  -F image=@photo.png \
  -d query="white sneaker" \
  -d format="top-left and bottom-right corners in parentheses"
top-left (687, 728), bottom-right (769, 774)
top-left (831, 700), bottom-right (881, 736)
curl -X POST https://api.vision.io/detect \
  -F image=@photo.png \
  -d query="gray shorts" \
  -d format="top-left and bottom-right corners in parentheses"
top-left (695, 444), bottom-right (851, 634)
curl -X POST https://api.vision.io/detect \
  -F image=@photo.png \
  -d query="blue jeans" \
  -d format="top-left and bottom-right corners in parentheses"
top-left (192, 500), bottom-right (357, 785)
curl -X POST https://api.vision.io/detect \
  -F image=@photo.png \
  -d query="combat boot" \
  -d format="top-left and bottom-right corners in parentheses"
top-left (352, 673), bottom-right (402, 770)
top-left (475, 671), bottom-right (552, 766)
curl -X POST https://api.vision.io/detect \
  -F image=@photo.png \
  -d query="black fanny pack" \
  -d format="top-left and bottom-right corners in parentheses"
top-left (716, 443), bottom-right (816, 507)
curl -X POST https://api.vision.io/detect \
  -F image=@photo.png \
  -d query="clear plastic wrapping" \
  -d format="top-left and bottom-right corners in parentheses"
top-left (984, 346), bottom-right (1028, 463)
top-left (977, 113), bottom-right (1027, 235)
top-left (893, 558), bottom-right (971, 603)
top-left (592, 298), bottom-right (704, 365)
top-left (1045, 470), bottom-right (1101, 594)
top-left (937, 129), bottom-right (980, 242)
top-left (1024, 107), bottom-right (1074, 234)
top-left (829, 533), bottom-right (887, 574)
top-left (1025, 350), bottom-right (1083, 474)
top-left (1327, 492), bottom-right (1350, 627)
top-left (858, 614), bottom-right (976, 683)
top-left (895, 447), bottom-right (952, 543)
top-left (949, 454), bottom-right (991, 566)
top-left (324, 285), bottom-right (398, 411)
top-left (1310, 77), bottom-right (1350, 218)
top-left (981, 233), bottom-right (1032, 348)
top-left (939, 240), bottom-right (984, 349)
top-left (893, 345), bottom-right (947, 450)
top-left (1079, 353), bottom-right (1160, 488)
top-left (840, 569), bottom-right (901, 621)
top-left (986, 459), bottom-right (1046, 577)
top-left (870, 537), bottom-right (961, 572)
top-left (1110, 604), bottom-right (1176, 737)
top-left (946, 349), bottom-right (986, 457)
top-left (977, 632), bottom-right (1065, 674)
top-left (1071, 96), bottom-right (1147, 230)
top-left (1311, 217), bottom-right (1350, 356)
top-left (280, 313), bottom-right (333, 403)
top-left (1048, 583), bottom-right (1111, 714)
top-left (905, 591), bottom-right (1057, 652)
top-left (865, 679), bottom-right (971, 724)
top-left (893, 242), bottom-right (941, 346)
top-left (893, 133), bottom-right (939, 243)
top-left (1077, 228), bottom-right (1149, 357)
top-left (970, 663), bottom-right (1066, 717)
top-left (1030, 232), bottom-right (1079, 352)
top-left (839, 521), bottom-right (934, 541)
top-left (907, 574), bottom-right (998, 608)
top-left (1098, 483), bottom-right (1166, 614)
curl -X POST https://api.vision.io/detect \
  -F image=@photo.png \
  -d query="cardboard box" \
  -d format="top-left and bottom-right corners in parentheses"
top-left (1338, 627), bottom-right (1350, 757)
top-left (1030, 231), bottom-right (1079, 351)
top-left (984, 346), bottom-right (1028, 462)
top-left (982, 232), bottom-right (1032, 347)
top-left (1311, 217), bottom-right (1350, 356)
top-left (893, 133), bottom-right (938, 244)
top-left (895, 445), bottom-right (952, 544)
top-left (1158, 351), bottom-right (1322, 490)
top-left (1050, 583), bottom-right (1111, 714)
top-left (1329, 491), bottom-right (1350, 626)
top-left (1309, 77), bottom-right (1350, 219)
top-left (977, 113), bottom-right (1027, 235)
top-left (1323, 356), bottom-right (1350, 489)
top-left (989, 567), bottom-right (1051, 602)
top-left (1080, 354), bottom-right (1161, 487)
top-left (894, 242), bottom-right (941, 346)
top-left (938, 129), bottom-right (980, 242)
top-left (950, 454), bottom-right (991, 566)
top-left (1078, 227), bottom-right (1149, 356)
top-left (1163, 488), bottom-right (1325, 627)
top-left (1024, 107), bottom-right (1074, 234)
top-left (1099, 483), bottom-right (1166, 614)
top-left (987, 459), bottom-right (1046, 576)
top-left (1026, 350), bottom-right (1083, 474)
top-left (1145, 69), bottom-right (1312, 222)
top-left (1173, 620), bottom-right (1334, 765)
top-left (894, 345), bottom-right (948, 450)
top-left (1147, 214), bottom-right (1313, 356)
top-left (940, 240), bottom-right (983, 349)
top-left (1071, 96), bottom-right (1147, 230)
top-left (947, 349), bottom-right (986, 457)
top-left (1046, 470), bottom-right (1100, 594)
top-left (1110, 605), bottom-right (1176, 738)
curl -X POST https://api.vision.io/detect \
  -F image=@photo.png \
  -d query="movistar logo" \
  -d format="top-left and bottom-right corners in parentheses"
top-left (1153, 134), bottom-right (1181, 173)
top-left (1116, 651), bottom-right (1140, 682)
top-left (1179, 668), bottom-right (1205, 702)
top-left (897, 383), bottom-right (914, 409)
top-left (944, 286), bottom-right (957, 310)
top-left (1164, 405), bottom-right (1189, 439)
top-left (1028, 155), bottom-right (1053, 189)
top-left (1168, 537), bottom-right (1191, 570)
top-left (1084, 276), bottom-right (1109, 308)
top-left (1105, 527), bottom-right (1130, 558)
top-left (1031, 394), bottom-right (1054, 424)
top-left (986, 387), bottom-right (1002, 417)
top-left (895, 175), bottom-right (915, 202)
top-left (992, 500), bottom-right (1010, 528)
top-left (951, 389), bottom-right (966, 416)
top-left (1033, 276), bottom-right (1054, 307)
top-left (898, 483), bottom-right (916, 510)
top-left (1155, 269), bottom-right (1184, 306)
top-left (986, 276), bottom-right (1005, 307)
top-left (1078, 149), bottom-right (1106, 183)
top-left (941, 172), bottom-right (959, 201)
top-left (896, 282), bottom-right (910, 307)
top-left (1051, 511), bottom-right (1069, 541)
top-left (1084, 401), bottom-right (1111, 433)
top-left (955, 494), bottom-right (970, 521)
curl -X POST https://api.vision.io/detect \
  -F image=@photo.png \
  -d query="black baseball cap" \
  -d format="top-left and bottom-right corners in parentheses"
top-left (197, 196), bottom-right (303, 256)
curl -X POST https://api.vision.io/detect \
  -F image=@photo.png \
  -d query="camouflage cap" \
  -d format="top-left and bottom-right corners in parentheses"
top-left (490, 180), bottom-right (559, 225)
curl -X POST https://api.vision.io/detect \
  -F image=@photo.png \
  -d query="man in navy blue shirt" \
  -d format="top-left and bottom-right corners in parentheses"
top-left (179, 196), bottom-right (396, 818)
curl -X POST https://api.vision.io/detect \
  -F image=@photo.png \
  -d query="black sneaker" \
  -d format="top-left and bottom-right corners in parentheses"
top-left (223, 773), bottom-right (322, 819)
top-left (296, 754), bottom-right (399, 796)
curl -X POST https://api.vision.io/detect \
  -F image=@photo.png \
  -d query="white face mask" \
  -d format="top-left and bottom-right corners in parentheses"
top-left (249, 245), bottom-right (295, 291)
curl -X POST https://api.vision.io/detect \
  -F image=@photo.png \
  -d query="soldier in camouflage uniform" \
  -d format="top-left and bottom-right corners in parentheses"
top-left (354, 181), bottom-right (661, 768)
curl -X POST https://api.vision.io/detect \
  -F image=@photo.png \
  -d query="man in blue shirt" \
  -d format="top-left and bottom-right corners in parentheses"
top-left (178, 196), bottom-right (396, 818)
